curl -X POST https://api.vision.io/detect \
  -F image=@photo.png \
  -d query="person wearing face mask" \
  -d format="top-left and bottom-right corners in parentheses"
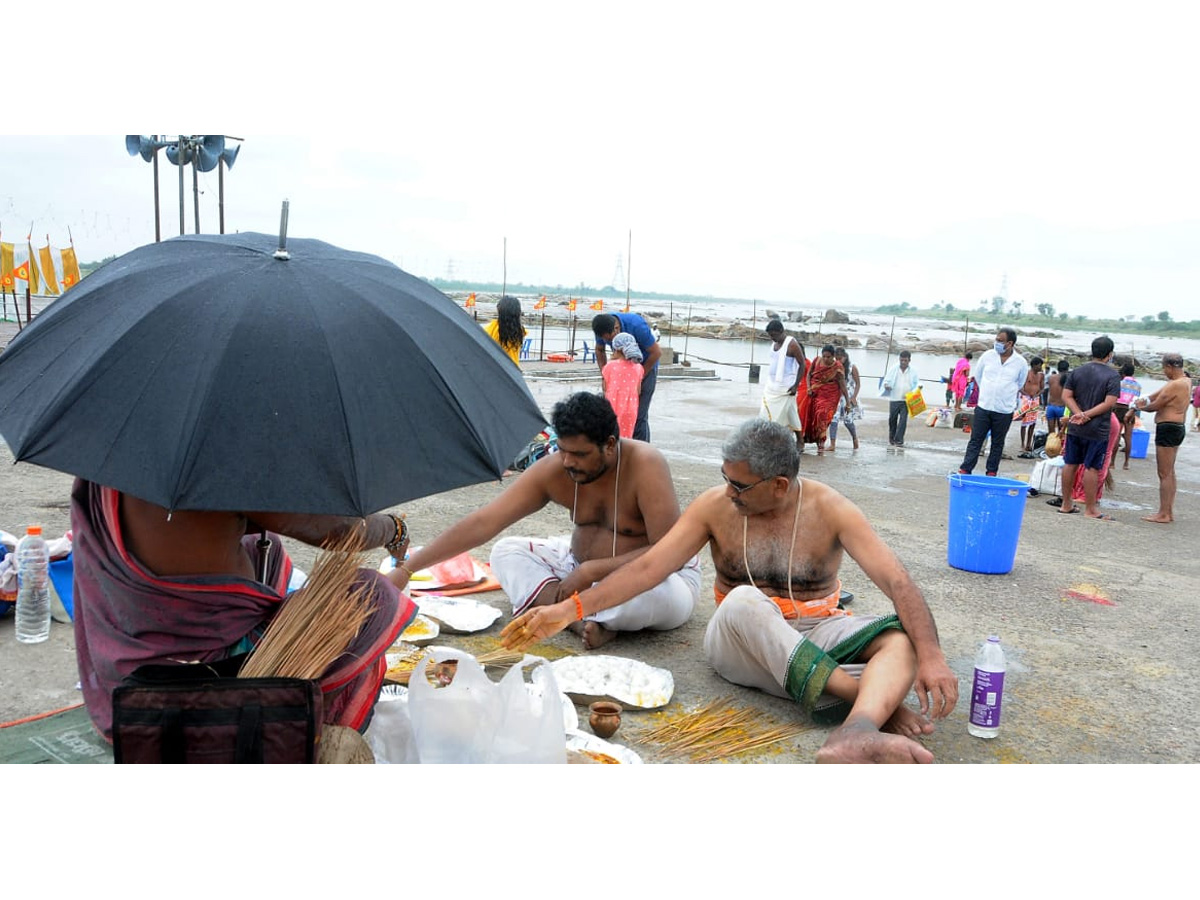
top-left (956, 326), bottom-right (1029, 477)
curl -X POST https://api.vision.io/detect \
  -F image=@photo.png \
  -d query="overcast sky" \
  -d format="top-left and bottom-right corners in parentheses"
top-left (4, 3), bottom-right (1198, 321)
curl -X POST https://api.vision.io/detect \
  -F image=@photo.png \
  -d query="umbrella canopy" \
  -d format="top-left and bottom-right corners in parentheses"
top-left (0, 232), bottom-right (546, 516)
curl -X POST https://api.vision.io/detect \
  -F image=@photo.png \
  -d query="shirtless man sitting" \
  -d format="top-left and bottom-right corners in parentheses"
top-left (501, 418), bottom-right (958, 763)
top-left (388, 392), bottom-right (700, 649)
top-left (1135, 353), bottom-right (1191, 524)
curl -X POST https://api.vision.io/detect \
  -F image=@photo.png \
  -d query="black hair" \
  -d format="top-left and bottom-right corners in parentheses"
top-left (899, 350), bottom-right (912, 359)
top-left (998, 326), bottom-right (1018, 345)
top-left (1030, 356), bottom-right (1044, 368)
top-left (765, 318), bottom-right (785, 333)
top-left (550, 392), bottom-right (619, 445)
top-left (1092, 335), bottom-right (1115, 359)
top-left (1120, 363), bottom-right (1135, 377)
top-left (496, 295), bottom-right (524, 353)
top-left (591, 313), bottom-right (618, 338)
top-left (1057, 359), bottom-right (1070, 372)
top-left (821, 343), bottom-right (836, 356)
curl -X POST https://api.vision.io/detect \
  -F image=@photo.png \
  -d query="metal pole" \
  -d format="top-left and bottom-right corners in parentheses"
top-left (750, 298), bottom-right (757, 365)
top-left (152, 136), bottom-right (162, 242)
top-left (539, 311), bottom-right (546, 361)
top-left (625, 229), bottom-right (632, 312)
top-left (192, 155), bottom-right (201, 233)
top-left (880, 315), bottom-right (896, 388)
top-left (177, 135), bottom-right (186, 235)
top-left (964, 315), bottom-right (969, 354)
top-left (218, 157), bottom-right (226, 234)
top-left (684, 305), bottom-right (692, 363)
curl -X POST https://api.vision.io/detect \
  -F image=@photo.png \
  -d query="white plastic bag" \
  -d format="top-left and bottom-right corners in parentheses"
top-left (365, 690), bottom-right (419, 764)
top-left (407, 647), bottom-right (566, 764)
top-left (1029, 457), bottom-right (1064, 497)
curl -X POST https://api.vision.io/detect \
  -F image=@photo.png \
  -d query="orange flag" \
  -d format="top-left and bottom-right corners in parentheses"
top-left (464, 292), bottom-right (476, 308)
top-left (622, 299), bottom-right (631, 313)
top-left (566, 297), bottom-right (577, 312)
top-left (533, 295), bottom-right (547, 310)
top-left (590, 299), bottom-right (604, 311)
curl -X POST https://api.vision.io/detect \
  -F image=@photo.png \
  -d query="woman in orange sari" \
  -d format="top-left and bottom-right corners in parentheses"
top-left (800, 344), bottom-right (849, 452)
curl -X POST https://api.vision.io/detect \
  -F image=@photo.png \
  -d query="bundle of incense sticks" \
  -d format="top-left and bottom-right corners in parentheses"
top-left (239, 530), bottom-right (376, 680)
top-left (641, 696), bottom-right (808, 763)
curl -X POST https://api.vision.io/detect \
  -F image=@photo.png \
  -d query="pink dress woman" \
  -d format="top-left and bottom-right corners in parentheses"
top-left (950, 356), bottom-right (971, 407)
top-left (603, 333), bottom-right (645, 438)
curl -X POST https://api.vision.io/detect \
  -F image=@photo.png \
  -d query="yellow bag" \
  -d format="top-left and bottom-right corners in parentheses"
top-left (905, 387), bottom-right (926, 418)
top-left (1044, 431), bottom-right (1063, 458)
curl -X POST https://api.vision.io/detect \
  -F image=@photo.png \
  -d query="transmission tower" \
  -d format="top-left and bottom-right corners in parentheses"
top-left (611, 254), bottom-right (626, 292)
top-left (445, 258), bottom-right (457, 281)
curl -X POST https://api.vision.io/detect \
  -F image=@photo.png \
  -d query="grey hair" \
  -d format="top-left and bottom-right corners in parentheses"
top-left (721, 419), bottom-right (800, 480)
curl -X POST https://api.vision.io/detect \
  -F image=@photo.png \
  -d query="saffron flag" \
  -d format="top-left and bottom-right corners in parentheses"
top-left (566, 297), bottom-right (577, 312)
top-left (533, 295), bottom-right (547, 310)
top-left (0, 242), bottom-right (13, 288)
top-left (59, 245), bottom-right (82, 288)
top-left (465, 292), bottom-right (476, 308)
top-left (24, 242), bottom-right (41, 294)
top-left (38, 243), bottom-right (61, 295)
top-left (622, 299), bottom-right (631, 313)
top-left (590, 299), bottom-right (604, 311)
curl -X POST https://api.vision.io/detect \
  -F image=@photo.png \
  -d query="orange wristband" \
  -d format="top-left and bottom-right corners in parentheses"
top-left (571, 591), bottom-right (584, 621)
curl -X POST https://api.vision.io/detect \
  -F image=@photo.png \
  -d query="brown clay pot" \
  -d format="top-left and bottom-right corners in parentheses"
top-left (588, 701), bottom-right (622, 739)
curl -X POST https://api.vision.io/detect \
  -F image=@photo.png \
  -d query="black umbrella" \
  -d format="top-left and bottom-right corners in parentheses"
top-left (0, 232), bottom-right (546, 517)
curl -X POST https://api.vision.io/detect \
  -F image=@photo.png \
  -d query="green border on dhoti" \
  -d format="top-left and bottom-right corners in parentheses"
top-left (783, 614), bottom-right (903, 712)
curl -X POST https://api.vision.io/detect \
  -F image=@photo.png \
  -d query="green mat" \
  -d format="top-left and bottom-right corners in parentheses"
top-left (0, 705), bottom-right (113, 764)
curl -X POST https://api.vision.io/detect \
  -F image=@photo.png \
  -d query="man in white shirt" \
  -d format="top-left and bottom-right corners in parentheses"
top-left (957, 327), bottom-right (1029, 476)
top-left (881, 351), bottom-right (919, 446)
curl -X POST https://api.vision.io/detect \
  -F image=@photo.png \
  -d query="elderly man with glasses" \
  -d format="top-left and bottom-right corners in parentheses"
top-left (503, 418), bottom-right (957, 764)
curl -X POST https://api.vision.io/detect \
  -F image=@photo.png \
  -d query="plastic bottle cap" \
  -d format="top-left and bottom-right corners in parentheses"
top-left (26, 525), bottom-right (42, 536)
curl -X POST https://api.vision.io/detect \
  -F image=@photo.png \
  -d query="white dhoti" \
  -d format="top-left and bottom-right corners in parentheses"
top-left (702, 585), bottom-right (901, 719)
top-left (761, 385), bottom-right (802, 430)
top-left (489, 535), bottom-right (700, 632)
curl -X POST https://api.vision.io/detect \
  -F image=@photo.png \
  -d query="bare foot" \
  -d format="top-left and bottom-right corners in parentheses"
top-left (578, 621), bottom-right (617, 650)
top-left (815, 718), bottom-right (934, 763)
top-left (883, 706), bottom-right (935, 738)
top-left (1122, 463), bottom-right (1130, 470)
top-left (1141, 513), bottom-right (1173, 524)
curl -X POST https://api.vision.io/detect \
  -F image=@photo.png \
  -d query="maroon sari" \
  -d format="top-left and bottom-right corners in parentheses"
top-left (71, 479), bottom-right (415, 740)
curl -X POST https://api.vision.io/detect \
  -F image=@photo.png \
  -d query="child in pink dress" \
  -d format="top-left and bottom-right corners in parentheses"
top-left (603, 332), bottom-right (645, 438)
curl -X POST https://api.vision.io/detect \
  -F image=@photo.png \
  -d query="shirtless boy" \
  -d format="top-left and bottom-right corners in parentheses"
top-left (501, 418), bottom-right (958, 764)
top-left (1045, 359), bottom-right (1070, 436)
top-left (388, 392), bottom-right (699, 648)
top-left (1018, 356), bottom-right (1045, 454)
top-left (1135, 354), bottom-right (1191, 524)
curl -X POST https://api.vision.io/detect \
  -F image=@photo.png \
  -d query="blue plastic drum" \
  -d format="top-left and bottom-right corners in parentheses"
top-left (946, 473), bottom-right (1031, 574)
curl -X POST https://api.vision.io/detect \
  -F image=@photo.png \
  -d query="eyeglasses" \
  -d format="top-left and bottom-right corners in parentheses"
top-left (721, 471), bottom-right (774, 495)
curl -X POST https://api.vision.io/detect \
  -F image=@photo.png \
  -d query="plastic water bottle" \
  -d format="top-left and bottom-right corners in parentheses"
top-left (15, 525), bottom-right (51, 644)
top-left (968, 635), bottom-right (1006, 738)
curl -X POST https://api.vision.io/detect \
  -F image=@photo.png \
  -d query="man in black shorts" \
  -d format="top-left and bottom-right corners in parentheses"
top-left (1135, 353), bottom-right (1191, 524)
top-left (1059, 336), bottom-right (1121, 519)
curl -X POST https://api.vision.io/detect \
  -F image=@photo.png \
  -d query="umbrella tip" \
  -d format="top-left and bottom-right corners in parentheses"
top-left (274, 199), bottom-right (290, 260)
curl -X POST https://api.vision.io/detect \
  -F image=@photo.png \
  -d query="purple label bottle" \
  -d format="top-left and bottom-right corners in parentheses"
top-left (968, 635), bottom-right (1006, 739)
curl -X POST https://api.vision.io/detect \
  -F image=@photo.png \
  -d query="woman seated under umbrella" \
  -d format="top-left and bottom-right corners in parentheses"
top-left (71, 481), bottom-right (417, 742)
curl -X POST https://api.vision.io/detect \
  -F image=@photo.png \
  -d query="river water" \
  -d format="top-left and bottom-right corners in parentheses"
top-left (519, 317), bottom-right (1172, 397)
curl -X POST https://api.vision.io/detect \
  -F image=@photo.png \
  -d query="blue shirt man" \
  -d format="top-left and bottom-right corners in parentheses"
top-left (592, 313), bottom-right (662, 442)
